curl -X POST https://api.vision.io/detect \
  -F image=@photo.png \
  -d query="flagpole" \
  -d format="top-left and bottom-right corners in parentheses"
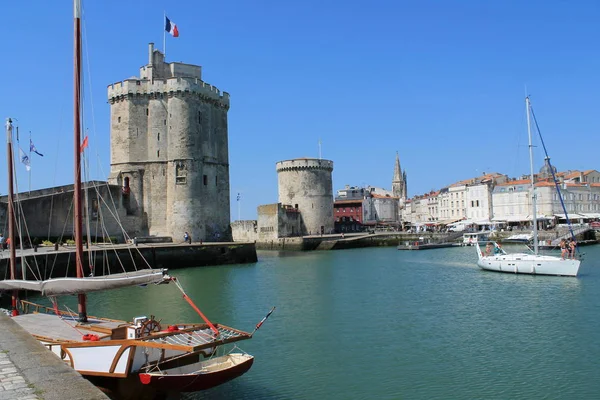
top-left (163, 11), bottom-right (166, 57)
top-left (238, 195), bottom-right (241, 221)
top-left (28, 131), bottom-right (31, 194)
top-left (318, 138), bottom-right (322, 160)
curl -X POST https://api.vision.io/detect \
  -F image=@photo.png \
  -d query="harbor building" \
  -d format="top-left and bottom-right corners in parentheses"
top-left (333, 154), bottom-right (407, 232)
top-left (107, 43), bottom-right (232, 241)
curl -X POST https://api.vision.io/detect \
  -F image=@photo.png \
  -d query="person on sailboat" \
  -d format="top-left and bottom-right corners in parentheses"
top-left (493, 243), bottom-right (503, 255)
top-left (568, 238), bottom-right (577, 259)
top-left (560, 239), bottom-right (567, 259)
top-left (485, 242), bottom-right (493, 256)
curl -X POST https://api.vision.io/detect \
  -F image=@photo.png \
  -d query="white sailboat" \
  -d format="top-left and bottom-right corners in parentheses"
top-left (475, 97), bottom-right (581, 277)
top-left (0, 1), bottom-right (269, 396)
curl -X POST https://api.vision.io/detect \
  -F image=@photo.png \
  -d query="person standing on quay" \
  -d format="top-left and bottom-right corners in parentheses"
top-left (184, 232), bottom-right (191, 244)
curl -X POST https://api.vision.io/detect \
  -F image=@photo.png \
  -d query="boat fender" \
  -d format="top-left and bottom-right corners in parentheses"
top-left (167, 325), bottom-right (179, 332)
top-left (82, 334), bottom-right (99, 341)
top-left (139, 373), bottom-right (152, 385)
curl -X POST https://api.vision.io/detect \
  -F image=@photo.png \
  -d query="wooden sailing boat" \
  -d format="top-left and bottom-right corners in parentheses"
top-left (1, 0), bottom-right (269, 396)
top-left (475, 96), bottom-right (581, 277)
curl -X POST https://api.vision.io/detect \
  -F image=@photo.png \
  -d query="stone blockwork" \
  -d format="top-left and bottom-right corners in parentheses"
top-left (276, 158), bottom-right (334, 236)
top-left (0, 182), bottom-right (143, 242)
top-left (231, 220), bottom-right (258, 242)
top-left (108, 43), bottom-right (231, 242)
top-left (256, 203), bottom-right (303, 241)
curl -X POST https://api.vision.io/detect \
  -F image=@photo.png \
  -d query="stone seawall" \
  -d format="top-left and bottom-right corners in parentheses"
top-left (254, 233), bottom-right (461, 251)
top-left (253, 229), bottom-right (596, 252)
top-left (0, 242), bottom-right (257, 280)
top-left (0, 313), bottom-right (108, 400)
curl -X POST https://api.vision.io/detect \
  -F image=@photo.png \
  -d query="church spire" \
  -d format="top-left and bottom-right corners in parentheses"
top-left (392, 151), bottom-right (404, 199)
top-left (393, 151), bottom-right (402, 183)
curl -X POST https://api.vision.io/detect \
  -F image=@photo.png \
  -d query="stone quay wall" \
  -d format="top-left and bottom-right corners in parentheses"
top-left (0, 313), bottom-right (108, 400)
top-left (0, 242), bottom-right (257, 281)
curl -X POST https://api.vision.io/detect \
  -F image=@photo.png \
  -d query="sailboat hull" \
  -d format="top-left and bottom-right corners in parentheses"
top-left (477, 253), bottom-right (580, 276)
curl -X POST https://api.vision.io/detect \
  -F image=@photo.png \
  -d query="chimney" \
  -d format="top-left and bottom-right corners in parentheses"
top-left (148, 43), bottom-right (154, 65)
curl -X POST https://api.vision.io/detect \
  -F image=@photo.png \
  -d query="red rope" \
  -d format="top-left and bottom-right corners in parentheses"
top-left (182, 294), bottom-right (220, 336)
top-left (172, 278), bottom-right (220, 336)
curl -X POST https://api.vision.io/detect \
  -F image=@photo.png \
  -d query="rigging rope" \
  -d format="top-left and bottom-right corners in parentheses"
top-left (171, 278), bottom-right (220, 337)
top-left (529, 104), bottom-right (579, 255)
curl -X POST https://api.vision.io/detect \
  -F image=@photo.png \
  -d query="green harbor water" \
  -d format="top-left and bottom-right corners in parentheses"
top-left (70, 245), bottom-right (600, 398)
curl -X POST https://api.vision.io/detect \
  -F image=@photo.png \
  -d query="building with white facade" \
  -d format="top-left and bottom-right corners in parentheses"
top-left (492, 177), bottom-right (600, 227)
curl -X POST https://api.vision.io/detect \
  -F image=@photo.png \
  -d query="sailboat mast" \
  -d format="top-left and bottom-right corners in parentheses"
top-left (526, 96), bottom-right (539, 254)
top-left (5, 118), bottom-right (19, 316)
top-left (74, 0), bottom-right (87, 322)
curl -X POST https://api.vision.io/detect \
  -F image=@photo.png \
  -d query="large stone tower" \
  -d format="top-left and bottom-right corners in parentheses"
top-left (276, 158), bottom-right (334, 235)
top-left (107, 43), bottom-right (231, 241)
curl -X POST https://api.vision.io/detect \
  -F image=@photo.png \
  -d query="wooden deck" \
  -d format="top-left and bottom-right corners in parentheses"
top-left (12, 313), bottom-right (124, 342)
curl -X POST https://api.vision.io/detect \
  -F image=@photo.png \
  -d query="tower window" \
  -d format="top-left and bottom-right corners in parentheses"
top-left (157, 150), bottom-right (160, 157)
top-left (203, 175), bottom-right (207, 185)
top-left (215, 175), bottom-right (218, 185)
top-left (176, 163), bottom-right (187, 185)
top-left (146, 108), bottom-right (149, 116)
top-left (118, 116), bottom-right (121, 123)
top-left (157, 132), bottom-right (160, 141)
top-left (164, 119), bottom-right (166, 125)
top-left (198, 111), bottom-right (202, 124)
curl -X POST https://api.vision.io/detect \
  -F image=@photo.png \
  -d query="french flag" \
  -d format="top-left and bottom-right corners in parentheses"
top-left (165, 17), bottom-right (179, 37)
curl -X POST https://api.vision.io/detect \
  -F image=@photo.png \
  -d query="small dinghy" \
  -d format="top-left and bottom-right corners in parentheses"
top-left (139, 353), bottom-right (254, 392)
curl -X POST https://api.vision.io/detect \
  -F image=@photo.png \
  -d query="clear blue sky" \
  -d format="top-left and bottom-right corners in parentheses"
top-left (1, 0), bottom-right (599, 221)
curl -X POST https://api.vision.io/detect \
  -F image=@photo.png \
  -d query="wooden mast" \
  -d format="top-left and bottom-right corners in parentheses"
top-left (5, 118), bottom-right (18, 316)
top-left (74, 0), bottom-right (87, 322)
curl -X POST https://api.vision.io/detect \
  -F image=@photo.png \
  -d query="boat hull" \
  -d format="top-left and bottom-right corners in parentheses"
top-left (139, 353), bottom-right (254, 392)
top-left (477, 254), bottom-right (580, 276)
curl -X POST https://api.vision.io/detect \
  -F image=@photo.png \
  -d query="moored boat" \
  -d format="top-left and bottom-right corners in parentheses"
top-left (462, 231), bottom-right (490, 246)
top-left (474, 96), bottom-right (581, 277)
top-left (139, 353), bottom-right (254, 392)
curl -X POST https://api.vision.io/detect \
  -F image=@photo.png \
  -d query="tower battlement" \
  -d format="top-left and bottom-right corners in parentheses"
top-left (276, 158), bottom-right (334, 173)
top-left (108, 77), bottom-right (230, 107)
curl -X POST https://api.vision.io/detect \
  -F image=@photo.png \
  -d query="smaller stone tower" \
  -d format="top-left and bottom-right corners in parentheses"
top-left (276, 158), bottom-right (334, 235)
